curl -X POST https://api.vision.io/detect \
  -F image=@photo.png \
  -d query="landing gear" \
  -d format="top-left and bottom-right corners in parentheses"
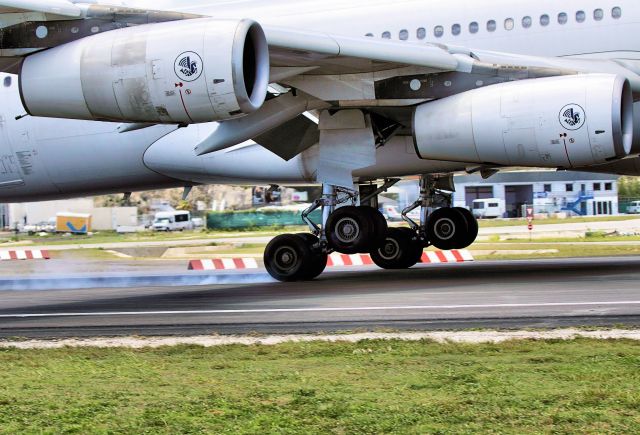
top-left (264, 181), bottom-right (396, 282)
top-left (263, 175), bottom-right (479, 282)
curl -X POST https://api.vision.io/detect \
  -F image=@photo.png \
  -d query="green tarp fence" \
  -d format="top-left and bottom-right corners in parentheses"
top-left (207, 210), bottom-right (323, 229)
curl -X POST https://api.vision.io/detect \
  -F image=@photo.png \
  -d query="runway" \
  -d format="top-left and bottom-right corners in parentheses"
top-left (1, 257), bottom-right (640, 338)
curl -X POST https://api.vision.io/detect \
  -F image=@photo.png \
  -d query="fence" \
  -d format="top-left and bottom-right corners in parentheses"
top-left (207, 209), bottom-right (322, 229)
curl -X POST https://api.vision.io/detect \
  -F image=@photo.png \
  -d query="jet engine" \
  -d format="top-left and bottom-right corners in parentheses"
top-left (412, 74), bottom-right (633, 168)
top-left (19, 18), bottom-right (270, 124)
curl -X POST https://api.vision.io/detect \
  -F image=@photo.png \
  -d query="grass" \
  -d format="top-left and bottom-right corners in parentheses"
top-left (0, 339), bottom-right (639, 433)
top-left (470, 242), bottom-right (640, 261)
top-left (477, 215), bottom-right (639, 228)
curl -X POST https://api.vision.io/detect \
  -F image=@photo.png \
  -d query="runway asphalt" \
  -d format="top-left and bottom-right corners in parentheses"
top-left (1, 257), bottom-right (640, 338)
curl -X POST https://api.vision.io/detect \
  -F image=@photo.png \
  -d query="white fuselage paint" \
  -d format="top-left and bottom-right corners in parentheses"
top-left (1, 0), bottom-right (640, 201)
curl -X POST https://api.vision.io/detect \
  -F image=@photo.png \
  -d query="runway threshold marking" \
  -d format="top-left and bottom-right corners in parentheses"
top-left (2, 300), bottom-right (640, 319)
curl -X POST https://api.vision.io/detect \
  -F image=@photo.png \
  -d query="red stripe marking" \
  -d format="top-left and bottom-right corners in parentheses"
top-left (178, 89), bottom-right (195, 123)
top-left (41, 250), bottom-right (51, 259)
top-left (212, 259), bottom-right (224, 270)
top-left (188, 260), bottom-right (203, 271)
top-left (9, 251), bottom-right (17, 260)
top-left (25, 251), bottom-right (34, 260)
top-left (342, 255), bottom-right (353, 266)
top-left (326, 257), bottom-right (334, 267)
top-left (233, 258), bottom-right (245, 269)
top-left (452, 250), bottom-right (464, 262)
top-left (361, 255), bottom-right (374, 265)
top-left (420, 253), bottom-right (430, 263)
top-left (436, 251), bottom-right (447, 263)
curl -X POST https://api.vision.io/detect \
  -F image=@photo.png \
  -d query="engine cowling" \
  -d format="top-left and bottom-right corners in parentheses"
top-left (19, 18), bottom-right (270, 124)
top-left (413, 74), bottom-right (633, 168)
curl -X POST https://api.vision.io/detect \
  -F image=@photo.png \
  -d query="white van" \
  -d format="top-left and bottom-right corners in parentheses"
top-left (472, 198), bottom-right (506, 219)
top-left (152, 211), bottom-right (193, 231)
top-left (627, 201), bottom-right (640, 214)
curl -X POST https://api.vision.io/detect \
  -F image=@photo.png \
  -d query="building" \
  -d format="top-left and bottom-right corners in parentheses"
top-left (452, 171), bottom-right (619, 217)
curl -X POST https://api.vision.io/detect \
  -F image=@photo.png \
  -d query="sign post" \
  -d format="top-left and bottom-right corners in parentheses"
top-left (526, 205), bottom-right (534, 241)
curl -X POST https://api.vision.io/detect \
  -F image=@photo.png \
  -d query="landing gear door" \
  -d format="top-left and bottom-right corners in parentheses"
top-left (0, 113), bottom-right (25, 188)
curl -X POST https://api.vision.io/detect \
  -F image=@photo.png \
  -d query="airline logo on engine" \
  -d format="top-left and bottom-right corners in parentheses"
top-left (559, 104), bottom-right (586, 131)
top-left (174, 51), bottom-right (203, 82)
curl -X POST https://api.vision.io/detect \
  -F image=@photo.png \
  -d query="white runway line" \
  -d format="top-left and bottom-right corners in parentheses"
top-left (2, 300), bottom-right (640, 319)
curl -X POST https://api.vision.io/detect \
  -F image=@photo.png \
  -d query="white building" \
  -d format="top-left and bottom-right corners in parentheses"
top-left (452, 171), bottom-right (619, 217)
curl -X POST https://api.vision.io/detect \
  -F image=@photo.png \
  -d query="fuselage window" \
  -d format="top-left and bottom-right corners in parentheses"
top-left (576, 10), bottom-right (586, 23)
top-left (487, 20), bottom-right (497, 32)
top-left (417, 27), bottom-right (426, 39)
top-left (612, 7), bottom-right (622, 19)
top-left (399, 29), bottom-right (409, 40)
top-left (558, 12), bottom-right (568, 25)
top-left (365, 33), bottom-right (374, 37)
top-left (504, 18), bottom-right (514, 31)
top-left (594, 9), bottom-right (604, 20)
top-left (522, 16), bottom-right (532, 28)
top-left (3, 76), bottom-right (11, 88)
top-left (382, 31), bottom-right (391, 39)
top-left (540, 14), bottom-right (550, 26)
top-left (434, 25), bottom-right (444, 38)
top-left (452, 23), bottom-right (461, 36)
top-left (469, 22), bottom-right (479, 34)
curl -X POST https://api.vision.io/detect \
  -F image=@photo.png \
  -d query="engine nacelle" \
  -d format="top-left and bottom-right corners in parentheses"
top-left (19, 18), bottom-right (270, 124)
top-left (413, 74), bottom-right (633, 168)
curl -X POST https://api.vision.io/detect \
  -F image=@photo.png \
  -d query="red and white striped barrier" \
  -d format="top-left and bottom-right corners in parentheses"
top-left (327, 249), bottom-right (473, 268)
top-left (420, 249), bottom-right (474, 264)
top-left (0, 250), bottom-right (50, 261)
top-left (188, 258), bottom-right (259, 271)
top-left (327, 254), bottom-right (374, 267)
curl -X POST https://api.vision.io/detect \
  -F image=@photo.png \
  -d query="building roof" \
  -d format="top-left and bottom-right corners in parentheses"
top-left (454, 170), bottom-right (619, 185)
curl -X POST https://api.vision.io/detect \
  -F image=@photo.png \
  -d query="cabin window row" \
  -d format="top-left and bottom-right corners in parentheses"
top-left (369, 7), bottom-right (622, 40)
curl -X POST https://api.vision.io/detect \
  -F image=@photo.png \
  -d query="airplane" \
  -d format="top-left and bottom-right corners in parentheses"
top-left (1, 0), bottom-right (640, 281)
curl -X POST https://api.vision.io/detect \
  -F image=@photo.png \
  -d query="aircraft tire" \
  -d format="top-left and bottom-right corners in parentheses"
top-left (325, 206), bottom-right (374, 254)
top-left (295, 233), bottom-right (328, 280)
top-left (453, 207), bottom-right (479, 249)
top-left (371, 227), bottom-right (422, 269)
top-left (426, 208), bottom-right (469, 251)
top-left (356, 206), bottom-right (388, 252)
top-left (264, 234), bottom-right (314, 282)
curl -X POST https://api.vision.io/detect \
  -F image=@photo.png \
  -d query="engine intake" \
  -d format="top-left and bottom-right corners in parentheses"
top-left (413, 74), bottom-right (633, 168)
top-left (19, 18), bottom-right (270, 124)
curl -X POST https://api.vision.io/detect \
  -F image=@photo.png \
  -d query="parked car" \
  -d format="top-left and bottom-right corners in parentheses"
top-left (627, 201), bottom-right (640, 214)
top-left (472, 198), bottom-right (506, 219)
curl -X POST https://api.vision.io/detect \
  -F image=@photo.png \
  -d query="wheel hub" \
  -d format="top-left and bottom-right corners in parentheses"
top-left (434, 217), bottom-right (455, 240)
top-left (379, 238), bottom-right (401, 260)
top-left (274, 245), bottom-right (298, 272)
top-left (335, 217), bottom-right (360, 243)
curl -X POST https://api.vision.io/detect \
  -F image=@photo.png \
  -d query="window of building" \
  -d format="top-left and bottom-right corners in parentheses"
top-left (558, 12), bottom-right (568, 24)
top-left (540, 14), bottom-right (550, 26)
top-left (605, 182), bottom-right (613, 191)
top-left (544, 184), bottom-right (552, 192)
top-left (612, 7), bottom-right (622, 19)
top-left (522, 16), bottom-right (532, 28)
top-left (504, 18), bottom-right (515, 30)
top-left (452, 23), bottom-right (461, 35)
top-left (399, 29), bottom-right (409, 40)
top-left (487, 20), bottom-right (497, 32)
top-left (382, 31), bottom-right (391, 39)
top-left (417, 27), bottom-right (426, 39)
top-left (594, 183), bottom-right (601, 191)
top-left (434, 26), bottom-right (444, 37)
top-left (3, 76), bottom-right (10, 88)
top-left (566, 183), bottom-right (574, 192)
top-left (594, 9), bottom-right (604, 21)
top-left (365, 33), bottom-right (374, 37)
top-left (576, 10), bottom-right (586, 22)
top-left (469, 21), bottom-right (479, 34)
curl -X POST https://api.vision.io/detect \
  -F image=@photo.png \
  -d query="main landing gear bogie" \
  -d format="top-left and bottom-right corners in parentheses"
top-left (263, 176), bottom-right (480, 282)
